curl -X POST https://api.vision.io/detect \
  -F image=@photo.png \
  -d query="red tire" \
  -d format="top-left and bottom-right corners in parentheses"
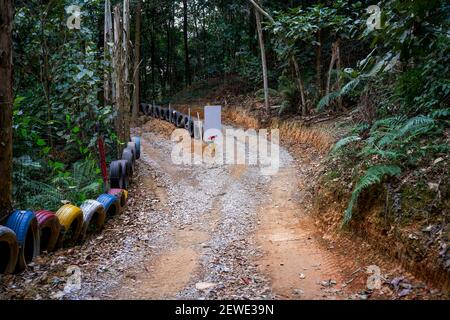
top-left (35, 210), bottom-right (61, 252)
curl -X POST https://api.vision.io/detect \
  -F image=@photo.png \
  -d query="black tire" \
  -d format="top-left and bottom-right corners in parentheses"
top-left (131, 136), bottom-right (141, 159)
top-left (118, 159), bottom-right (132, 187)
top-left (176, 113), bottom-right (185, 128)
top-left (139, 103), bottom-right (146, 114)
top-left (170, 111), bottom-right (178, 125)
top-left (0, 226), bottom-right (19, 274)
top-left (160, 107), bottom-right (167, 121)
top-left (109, 160), bottom-right (124, 189)
top-left (122, 147), bottom-right (135, 171)
top-left (127, 142), bottom-right (137, 162)
top-left (5, 210), bottom-right (40, 272)
top-left (154, 105), bottom-right (161, 118)
top-left (144, 104), bottom-right (151, 116)
top-left (188, 120), bottom-right (195, 137)
top-left (148, 105), bottom-right (155, 117)
top-left (183, 115), bottom-right (191, 130)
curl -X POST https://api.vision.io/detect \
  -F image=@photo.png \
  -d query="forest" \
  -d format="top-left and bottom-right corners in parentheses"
top-left (0, 0), bottom-right (449, 301)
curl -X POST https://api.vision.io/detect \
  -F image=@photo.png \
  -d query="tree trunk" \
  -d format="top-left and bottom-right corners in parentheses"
top-left (325, 39), bottom-right (344, 111)
top-left (40, 11), bottom-right (53, 151)
top-left (104, 0), bottom-right (114, 105)
top-left (150, 21), bottom-right (156, 100)
top-left (113, 5), bottom-right (129, 154)
top-left (132, 0), bottom-right (141, 124)
top-left (166, 19), bottom-right (171, 96)
top-left (254, 7), bottom-right (270, 116)
top-left (0, 0), bottom-right (14, 221)
top-left (315, 29), bottom-right (323, 98)
top-left (122, 0), bottom-right (131, 140)
top-left (326, 40), bottom-right (339, 105)
top-left (182, 0), bottom-right (191, 87)
top-left (122, 0), bottom-right (130, 85)
top-left (336, 40), bottom-right (344, 111)
top-left (291, 56), bottom-right (307, 116)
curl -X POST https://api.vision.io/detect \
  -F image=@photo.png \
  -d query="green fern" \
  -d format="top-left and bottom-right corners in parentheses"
top-left (13, 156), bottom-right (63, 211)
top-left (343, 165), bottom-right (401, 225)
top-left (317, 91), bottom-right (341, 111)
top-left (431, 108), bottom-right (450, 119)
top-left (332, 136), bottom-right (361, 153)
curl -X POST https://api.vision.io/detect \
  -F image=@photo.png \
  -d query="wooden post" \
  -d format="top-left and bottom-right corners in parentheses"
top-left (0, 0), bottom-right (14, 220)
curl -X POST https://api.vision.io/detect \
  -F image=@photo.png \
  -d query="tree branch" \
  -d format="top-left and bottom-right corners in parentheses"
top-left (248, 0), bottom-right (275, 24)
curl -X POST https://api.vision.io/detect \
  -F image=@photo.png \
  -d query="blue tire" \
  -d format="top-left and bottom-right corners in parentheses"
top-left (132, 136), bottom-right (141, 159)
top-left (96, 194), bottom-right (120, 217)
top-left (5, 210), bottom-right (40, 272)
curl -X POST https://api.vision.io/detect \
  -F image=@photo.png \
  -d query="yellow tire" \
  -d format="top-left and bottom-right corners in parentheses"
top-left (55, 204), bottom-right (84, 247)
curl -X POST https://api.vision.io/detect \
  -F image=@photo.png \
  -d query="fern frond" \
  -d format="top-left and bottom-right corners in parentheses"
top-left (343, 165), bottom-right (401, 225)
top-left (332, 136), bottom-right (361, 153)
top-left (431, 108), bottom-right (450, 119)
top-left (341, 77), bottom-right (363, 95)
top-left (317, 91), bottom-right (341, 111)
top-left (398, 115), bottom-right (435, 137)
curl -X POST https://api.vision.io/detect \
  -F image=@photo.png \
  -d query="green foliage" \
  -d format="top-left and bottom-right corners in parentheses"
top-left (332, 135), bottom-right (361, 153)
top-left (13, 157), bottom-right (102, 212)
top-left (12, 1), bottom-right (111, 210)
top-left (343, 165), bottom-right (402, 225)
top-left (325, 0), bottom-right (450, 224)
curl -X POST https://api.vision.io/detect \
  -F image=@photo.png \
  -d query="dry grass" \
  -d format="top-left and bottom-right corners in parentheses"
top-left (223, 109), bottom-right (261, 130)
top-left (224, 108), bottom-right (334, 154)
top-left (270, 119), bottom-right (334, 154)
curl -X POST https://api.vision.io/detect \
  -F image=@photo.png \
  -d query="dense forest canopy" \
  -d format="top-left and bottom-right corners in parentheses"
top-left (3, 0), bottom-right (449, 224)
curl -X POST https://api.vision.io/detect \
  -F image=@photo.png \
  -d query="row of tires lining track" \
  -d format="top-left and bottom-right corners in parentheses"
top-left (140, 103), bottom-right (195, 137)
top-left (0, 137), bottom-right (141, 274)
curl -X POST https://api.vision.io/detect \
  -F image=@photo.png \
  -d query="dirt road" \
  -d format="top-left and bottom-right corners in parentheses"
top-left (0, 118), bottom-right (438, 300)
top-left (82, 119), bottom-right (390, 299)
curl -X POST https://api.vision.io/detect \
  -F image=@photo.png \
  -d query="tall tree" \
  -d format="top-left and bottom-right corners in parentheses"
top-left (132, 0), bottom-right (142, 123)
top-left (252, 0), bottom-right (270, 115)
top-left (182, 0), bottom-right (191, 87)
top-left (113, 5), bottom-right (130, 152)
top-left (104, 0), bottom-right (114, 104)
top-left (0, 0), bottom-right (14, 220)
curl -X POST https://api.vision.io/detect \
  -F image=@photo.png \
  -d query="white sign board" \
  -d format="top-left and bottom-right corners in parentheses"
top-left (204, 106), bottom-right (222, 142)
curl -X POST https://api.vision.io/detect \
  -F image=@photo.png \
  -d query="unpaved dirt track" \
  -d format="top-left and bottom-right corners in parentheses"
top-left (1, 117), bottom-right (439, 300)
top-left (97, 119), bottom-right (365, 299)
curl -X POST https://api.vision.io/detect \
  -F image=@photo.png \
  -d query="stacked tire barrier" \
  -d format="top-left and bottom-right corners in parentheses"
top-left (142, 102), bottom-right (197, 138)
top-left (0, 136), bottom-right (141, 274)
